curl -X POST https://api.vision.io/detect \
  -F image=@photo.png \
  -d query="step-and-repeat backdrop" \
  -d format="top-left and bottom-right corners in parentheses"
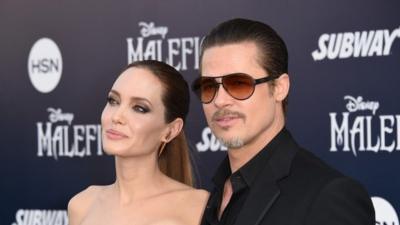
top-left (1, 0), bottom-right (399, 224)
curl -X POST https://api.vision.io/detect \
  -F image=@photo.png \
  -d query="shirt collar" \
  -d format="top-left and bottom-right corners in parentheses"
top-left (212, 127), bottom-right (289, 188)
top-left (212, 156), bottom-right (231, 188)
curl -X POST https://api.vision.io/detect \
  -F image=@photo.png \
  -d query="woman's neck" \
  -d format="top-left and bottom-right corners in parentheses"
top-left (113, 155), bottom-right (166, 204)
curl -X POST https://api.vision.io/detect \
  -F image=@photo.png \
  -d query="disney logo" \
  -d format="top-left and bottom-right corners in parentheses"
top-left (47, 107), bottom-right (74, 125)
top-left (139, 22), bottom-right (168, 39)
top-left (344, 95), bottom-right (380, 115)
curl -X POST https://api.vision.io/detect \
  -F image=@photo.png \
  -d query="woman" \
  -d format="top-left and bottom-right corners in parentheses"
top-left (68, 60), bottom-right (208, 225)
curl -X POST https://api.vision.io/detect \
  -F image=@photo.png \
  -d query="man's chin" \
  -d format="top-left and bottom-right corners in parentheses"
top-left (216, 135), bottom-right (244, 149)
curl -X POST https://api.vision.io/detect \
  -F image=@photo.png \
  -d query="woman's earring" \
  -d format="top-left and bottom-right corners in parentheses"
top-left (158, 141), bottom-right (167, 157)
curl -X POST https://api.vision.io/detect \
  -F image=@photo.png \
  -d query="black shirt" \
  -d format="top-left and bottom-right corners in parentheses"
top-left (203, 128), bottom-right (288, 225)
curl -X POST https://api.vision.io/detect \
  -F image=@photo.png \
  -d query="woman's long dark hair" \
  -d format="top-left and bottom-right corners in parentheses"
top-left (125, 60), bottom-right (193, 186)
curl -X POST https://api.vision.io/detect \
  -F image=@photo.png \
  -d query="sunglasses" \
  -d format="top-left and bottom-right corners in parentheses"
top-left (192, 73), bottom-right (278, 104)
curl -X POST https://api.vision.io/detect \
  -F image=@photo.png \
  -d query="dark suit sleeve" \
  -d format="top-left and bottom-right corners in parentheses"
top-left (305, 177), bottom-right (375, 225)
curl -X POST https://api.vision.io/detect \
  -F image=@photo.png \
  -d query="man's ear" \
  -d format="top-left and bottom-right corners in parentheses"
top-left (162, 118), bottom-right (184, 143)
top-left (273, 73), bottom-right (290, 102)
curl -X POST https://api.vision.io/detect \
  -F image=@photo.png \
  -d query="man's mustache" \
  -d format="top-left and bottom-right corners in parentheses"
top-left (211, 109), bottom-right (246, 121)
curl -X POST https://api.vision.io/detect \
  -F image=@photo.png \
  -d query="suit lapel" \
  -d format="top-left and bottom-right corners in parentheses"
top-left (233, 130), bottom-right (298, 225)
top-left (233, 164), bottom-right (280, 225)
top-left (201, 187), bottom-right (219, 225)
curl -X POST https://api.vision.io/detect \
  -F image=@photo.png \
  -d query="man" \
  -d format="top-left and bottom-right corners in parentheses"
top-left (192, 18), bottom-right (375, 225)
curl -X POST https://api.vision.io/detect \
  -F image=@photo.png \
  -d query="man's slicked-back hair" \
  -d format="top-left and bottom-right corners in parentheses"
top-left (200, 18), bottom-right (289, 114)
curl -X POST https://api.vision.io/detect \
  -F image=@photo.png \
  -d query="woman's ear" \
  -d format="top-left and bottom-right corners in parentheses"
top-left (162, 118), bottom-right (184, 143)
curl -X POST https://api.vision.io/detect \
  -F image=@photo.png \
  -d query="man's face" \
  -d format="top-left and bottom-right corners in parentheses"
top-left (201, 42), bottom-right (282, 149)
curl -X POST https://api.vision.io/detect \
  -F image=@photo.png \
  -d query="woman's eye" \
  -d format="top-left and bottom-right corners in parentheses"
top-left (107, 96), bottom-right (118, 105)
top-left (133, 105), bottom-right (149, 113)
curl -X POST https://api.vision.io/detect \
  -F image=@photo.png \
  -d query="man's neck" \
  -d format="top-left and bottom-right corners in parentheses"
top-left (228, 122), bottom-right (284, 173)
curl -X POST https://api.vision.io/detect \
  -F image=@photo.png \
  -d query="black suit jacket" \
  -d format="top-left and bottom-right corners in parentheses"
top-left (201, 131), bottom-right (375, 225)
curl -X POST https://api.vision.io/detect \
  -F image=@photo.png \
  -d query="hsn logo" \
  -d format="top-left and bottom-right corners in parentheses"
top-left (28, 38), bottom-right (63, 93)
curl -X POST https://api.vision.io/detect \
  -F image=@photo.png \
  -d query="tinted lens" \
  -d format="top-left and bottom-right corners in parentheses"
top-left (222, 74), bottom-right (255, 100)
top-left (193, 77), bottom-right (218, 103)
top-left (192, 73), bottom-right (259, 103)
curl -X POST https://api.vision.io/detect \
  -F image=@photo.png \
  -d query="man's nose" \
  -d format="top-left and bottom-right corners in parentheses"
top-left (213, 84), bottom-right (234, 108)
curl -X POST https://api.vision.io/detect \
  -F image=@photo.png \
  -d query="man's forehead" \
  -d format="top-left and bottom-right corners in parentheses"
top-left (200, 42), bottom-right (265, 77)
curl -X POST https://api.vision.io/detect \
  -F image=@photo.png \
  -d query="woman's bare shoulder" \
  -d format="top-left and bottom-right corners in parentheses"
top-left (163, 185), bottom-right (209, 210)
top-left (174, 188), bottom-right (209, 225)
top-left (67, 185), bottom-right (106, 225)
top-left (183, 188), bottom-right (209, 203)
top-left (163, 179), bottom-right (208, 201)
top-left (188, 188), bottom-right (210, 209)
top-left (163, 177), bottom-right (209, 203)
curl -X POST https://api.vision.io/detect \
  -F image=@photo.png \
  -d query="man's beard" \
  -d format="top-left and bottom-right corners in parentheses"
top-left (211, 108), bottom-right (246, 149)
top-left (217, 136), bottom-right (244, 149)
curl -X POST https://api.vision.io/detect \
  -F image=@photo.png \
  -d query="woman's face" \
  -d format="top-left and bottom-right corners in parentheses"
top-left (101, 67), bottom-right (169, 157)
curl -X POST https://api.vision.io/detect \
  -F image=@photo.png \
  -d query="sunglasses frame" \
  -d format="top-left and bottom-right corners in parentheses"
top-left (192, 73), bottom-right (279, 104)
